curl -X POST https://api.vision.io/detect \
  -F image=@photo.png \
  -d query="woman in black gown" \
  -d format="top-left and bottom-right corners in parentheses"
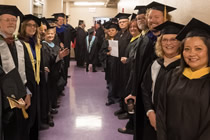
top-left (156, 18), bottom-right (210, 140)
top-left (141, 21), bottom-right (184, 140)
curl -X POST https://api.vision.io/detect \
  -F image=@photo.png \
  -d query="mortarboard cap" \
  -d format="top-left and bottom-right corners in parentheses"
top-left (154, 21), bottom-right (184, 35)
top-left (134, 6), bottom-right (147, 15)
top-left (46, 18), bottom-right (57, 23)
top-left (40, 17), bottom-right (54, 29)
top-left (52, 13), bottom-right (65, 19)
top-left (176, 18), bottom-right (210, 41)
top-left (88, 28), bottom-right (94, 34)
top-left (0, 5), bottom-right (23, 19)
top-left (78, 20), bottom-right (84, 25)
top-left (115, 13), bottom-right (131, 20)
top-left (103, 21), bottom-right (110, 29)
top-left (131, 13), bottom-right (137, 21)
top-left (147, 1), bottom-right (176, 13)
top-left (22, 14), bottom-right (41, 26)
top-left (107, 22), bottom-right (120, 30)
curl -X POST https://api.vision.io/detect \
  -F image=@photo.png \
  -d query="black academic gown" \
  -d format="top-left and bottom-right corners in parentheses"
top-left (75, 27), bottom-right (87, 66)
top-left (156, 68), bottom-right (210, 140)
top-left (126, 31), bottom-right (157, 140)
top-left (112, 29), bottom-right (132, 98)
top-left (42, 42), bottom-right (63, 108)
top-left (85, 36), bottom-right (98, 65)
top-left (0, 39), bottom-right (35, 140)
top-left (95, 26), bottom-right (105, 66)
top-left (141, 58), bottom-right (180, 140)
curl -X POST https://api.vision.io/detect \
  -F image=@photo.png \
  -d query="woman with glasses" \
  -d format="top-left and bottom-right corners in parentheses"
top-left (141, 21), bottom-right (184, 140)
top-left (156, 18), bottom-right (210, 140)
top-left (18, 14), bottom-right (42, 140)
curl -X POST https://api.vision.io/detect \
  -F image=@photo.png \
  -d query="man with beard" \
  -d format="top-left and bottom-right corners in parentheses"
top-left (124, 2), bottom-right (176, 140)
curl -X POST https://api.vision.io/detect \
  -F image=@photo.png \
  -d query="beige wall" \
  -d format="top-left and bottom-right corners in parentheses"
top-left (44, 0), bottom-right (63, 18)
top-left (118, 0), bottom-right (210, 24)
top-left (67, 4), bottom-right (117, 29)
top-left (1, 0), bottom-right (33, 14)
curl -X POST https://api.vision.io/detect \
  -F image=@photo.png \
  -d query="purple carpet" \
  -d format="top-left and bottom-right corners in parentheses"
top-left (39, 61), bottom-right (133, 140)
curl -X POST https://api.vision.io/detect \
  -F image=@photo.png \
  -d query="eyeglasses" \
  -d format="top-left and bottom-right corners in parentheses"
top-left (162, 38), bottom-right (177, 44)
top-left (26, 23), bottom-right (37, 28)
top-left (0, 18), bottom-right (17, 23)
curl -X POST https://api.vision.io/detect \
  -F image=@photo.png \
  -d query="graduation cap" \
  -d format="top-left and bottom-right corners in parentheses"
top-left (103, 21), bottom-right (110, 29)
top-left (154, 21), bottom-right (184, 35)
top-left (40, 17), bottom-right (54, 29)
top-left (78, 20), bottom-right (84, 25)
top-left (107, 22), bottom-right (120, 30)
top-left (134, 6), bottom-right (147, 15)
top-left (147, 1), bottom-right (176, 13)
top-left (88, 28), bottom-right (94, 34)
top-left (131, 13), bottom-right (137, 21)
top-left (52, 13), bottom-right (65, 19)
top-left (0, 5), bottom-right (23, 19)
top-left (110, 18), bottom-right (118, 24)
top-left (176, 18), bottom-right (210, 41)
top-left (22, 14), bottom-right (41, 26)
top-left (115, 13), bottom-right (131, 20)
top-left (46, 18), bottom-right (58, 23)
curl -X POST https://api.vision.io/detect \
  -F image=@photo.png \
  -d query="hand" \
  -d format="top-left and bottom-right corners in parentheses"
top-left (60, 42), bottom-right (64, 49)
top-left (59, 48), bottom-right (70, 59)
top-left (121, 57), bottom-right (127, 64)
top-left (108, 47), bottom-right (112, 51)
top-left (24, 94), bottom-right (31, 110)
top-left (107, 52), bottom-right (111, 55)
top-left (125, 94), bottom-right (136, 104)
top-left (148, 111), bottom-right (156, 130)
top-left (44, 67), bottom-right (50, 72)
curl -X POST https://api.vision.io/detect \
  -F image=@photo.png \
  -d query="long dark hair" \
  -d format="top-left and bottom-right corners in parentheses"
top-left (178, 30), bottom-right (210, 74)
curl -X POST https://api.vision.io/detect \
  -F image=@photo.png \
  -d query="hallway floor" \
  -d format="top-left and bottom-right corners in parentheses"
top-left (39, 61), bottom-right (133, 140)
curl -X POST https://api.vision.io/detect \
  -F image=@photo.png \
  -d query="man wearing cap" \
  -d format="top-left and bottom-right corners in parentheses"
top-left (75, 20), bottom-right (87, 67)
top-left (124, 2), bottom-right (176, 139)
top-left (52, 13), bottom-right (76, 81)
top-left (0, 5), bottom-right (35, 140)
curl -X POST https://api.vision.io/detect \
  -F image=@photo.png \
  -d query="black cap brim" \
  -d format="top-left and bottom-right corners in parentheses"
top-left (147, 1), bottom-right (176, 13)
top-left (22, 14), bottom-right (41, 26)
top-left (176, 18), bottom-right (210, 41)
top-left (0, 5), bottom-right (23, 19)
top-left (115, 13), bottom-right (131, 20)
top-left (154, 21), bottom-right (184, 35)
top-left (134, 6), bottom-right (147, 15)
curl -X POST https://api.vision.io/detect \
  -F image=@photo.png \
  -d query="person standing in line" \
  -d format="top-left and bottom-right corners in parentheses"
top-left (0, 5), bottom-right (35, 140)
top-left (85, 28), bottom-right (98, 72)
top-left (75, 20), bottom-right (87, 67)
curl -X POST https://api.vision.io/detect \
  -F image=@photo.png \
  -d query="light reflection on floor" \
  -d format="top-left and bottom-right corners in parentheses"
top-left (75, 115), bottom-right (102, 130)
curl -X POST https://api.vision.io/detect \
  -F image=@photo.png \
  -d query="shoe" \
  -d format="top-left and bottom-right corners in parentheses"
top-left (39, 123), bottom-right (49, 130)
top-left (114, 109), bottom-right (126, 116)
top-left (86, 69), bottom-right (89, 72)
top-left (105, 101), bottom-right (114, 106)
top-left (48, 119), bottom-right (54, 127)
top-left (60, 92), bottom-right (65, 96)
top-left (118, 112), bottom-right (130, 120)
top-left (50, 108), bottom-right (58, 114)
top-left (118, 127), bottom-right (134, 135)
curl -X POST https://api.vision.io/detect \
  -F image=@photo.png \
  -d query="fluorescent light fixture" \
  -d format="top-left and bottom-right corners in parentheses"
top-left (74, 2), bottom-right (105, 6)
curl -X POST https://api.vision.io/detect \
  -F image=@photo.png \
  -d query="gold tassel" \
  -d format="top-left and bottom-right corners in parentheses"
top-left (164, 5), bottom-right (167, 22)
top-left (64, 15), bottom-right (67, 25)
top-left (13, 16), bottom-right (20, 39)
top-left (40, 22), bottom-right (44, 31)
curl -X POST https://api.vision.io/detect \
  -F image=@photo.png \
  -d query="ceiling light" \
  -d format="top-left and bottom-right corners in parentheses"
top-left (74, 2), bottom-right (105, 6)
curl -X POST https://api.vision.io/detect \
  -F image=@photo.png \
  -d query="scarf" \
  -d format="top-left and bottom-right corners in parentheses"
top-left (24, 41), bottom-right (41, 84)
top-left (42, 41), bottom-right (55, 48)
top-left (86, 35), bottom-right (96, 53)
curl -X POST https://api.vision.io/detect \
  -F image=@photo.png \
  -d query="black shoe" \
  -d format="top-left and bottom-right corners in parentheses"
top-left (118, 112), bottom-right (130, 120)
top-left (118, 128), bottom-right (134, 135)
top-left (60, 92), bottom-right (65, 96)
top-left (92, 69), bottom-right (97, 72)
top-left (51, 108), bottom-right (58, 114)
top-left (48, 119), bottom-right (54, 127)
top-left (86, 69), bottom-right (89, 72)
top-left (114, 109), bottom-right (126, 116)
top-left (105, 101), bottom-right (114, 106)
top-left (39, 123), bottom-right (49, 131)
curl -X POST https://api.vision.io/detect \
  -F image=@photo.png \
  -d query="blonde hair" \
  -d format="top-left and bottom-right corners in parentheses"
top-left (155, 35), bottom-right (164, 58)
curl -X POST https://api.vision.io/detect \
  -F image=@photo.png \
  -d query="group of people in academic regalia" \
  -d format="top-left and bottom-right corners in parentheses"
top-left (75, 19), bottom-right (105, 72)
top-left (99, 1), bottom-right (210, 140)
top-left (0, 4), bottom-right (76, 140)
